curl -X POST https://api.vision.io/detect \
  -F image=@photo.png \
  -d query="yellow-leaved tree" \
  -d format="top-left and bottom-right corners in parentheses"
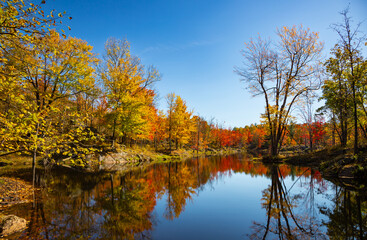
top-left (0, 29), bottom-right (100, 180)
top-left (100, 38), bottom-right (160, 146)
top-left (166, 93), bottom-right (195, 151)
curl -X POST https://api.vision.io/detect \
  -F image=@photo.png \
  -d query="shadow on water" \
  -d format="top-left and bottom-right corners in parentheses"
top-left (2, 154), bottom-right (367, 239)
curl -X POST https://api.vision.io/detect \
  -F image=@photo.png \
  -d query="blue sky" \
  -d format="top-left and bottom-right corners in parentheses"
top-left (45, 0), bottom-right (367, 128)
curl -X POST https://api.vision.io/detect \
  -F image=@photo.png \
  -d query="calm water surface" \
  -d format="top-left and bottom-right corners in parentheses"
top-left (3, 154), bottom-right (367, 239)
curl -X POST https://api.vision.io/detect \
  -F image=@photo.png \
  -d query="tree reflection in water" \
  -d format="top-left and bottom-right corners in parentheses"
top-left (2, 155), bottom-right (366, 239)
top-left (249, 166), bottom-right (327, 240)
top-left (322, 185), bottom-right (367, 239)
top-left (164, 162), bottom-right (196, 220)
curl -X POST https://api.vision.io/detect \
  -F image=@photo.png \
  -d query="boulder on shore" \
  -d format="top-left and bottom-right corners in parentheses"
top-left (0, 215), bottom-right (26, 236)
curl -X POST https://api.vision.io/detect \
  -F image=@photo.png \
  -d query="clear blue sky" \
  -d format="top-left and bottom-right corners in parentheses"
top-left (45, 0), bottom-right (367, 128)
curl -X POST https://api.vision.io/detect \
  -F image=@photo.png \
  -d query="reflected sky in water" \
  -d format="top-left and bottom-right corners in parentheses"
top-left (2, 154), bottom-right (366, 239)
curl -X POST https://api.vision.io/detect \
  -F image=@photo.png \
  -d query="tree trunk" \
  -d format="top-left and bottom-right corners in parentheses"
top-left (32, 149), bottom-right (37, 188)
top-left (32, 121), bottom-right (40, 208)
top-left (352, 82), bottom-right (358, 154)
top-left (32, 121), bottom-right (40, 189)
top-left (271, 140), bottom-right (278, 157)
top-left (112, 118), bottom-right (116, 147)
top-left (309, 132), bottom-right (313, 151)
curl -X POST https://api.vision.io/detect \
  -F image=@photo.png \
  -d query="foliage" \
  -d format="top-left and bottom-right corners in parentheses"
top-left (0, 1), bottom-right (366, 168)
top-left (100, 38), bottom-right (160, 144)
top-left (165, 93), bottom-right (195, 150)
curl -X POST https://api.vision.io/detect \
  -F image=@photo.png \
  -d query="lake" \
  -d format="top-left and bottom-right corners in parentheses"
top-left (3, 154), bottom-right (366, 239)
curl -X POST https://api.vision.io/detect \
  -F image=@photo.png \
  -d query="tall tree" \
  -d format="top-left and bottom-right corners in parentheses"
top-left (236, 25), bottom-right (323, 157)
top-left (322, 44), bottom-right (352, 147)
top-left (0, 30), bottom-right (99, 174)
top-left (331, 7), bottom-right (365, 154)
top-left (100, 38), bottom-right (160, 145)
top-left (165, 93), bottom-right (194, 151)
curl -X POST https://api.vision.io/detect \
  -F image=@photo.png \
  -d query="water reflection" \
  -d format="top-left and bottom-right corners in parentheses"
top-left (249, 166), bottom-right (327, 239)
top-left (2, 154), bottom-right (367, 239)
top-left (323, 186), bottom-right (367, 239)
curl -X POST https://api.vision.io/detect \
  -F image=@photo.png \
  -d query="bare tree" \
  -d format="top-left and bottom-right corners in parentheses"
top-left (236, 25), bottom-right (323, 157)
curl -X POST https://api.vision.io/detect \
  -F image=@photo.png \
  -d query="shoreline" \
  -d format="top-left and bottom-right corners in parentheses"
top-left (3, 146), bottom-right (367, 199)
top-left (281, 147), bottom-right (367, 191)
top-left (0, 147), bottom-right (246, 174)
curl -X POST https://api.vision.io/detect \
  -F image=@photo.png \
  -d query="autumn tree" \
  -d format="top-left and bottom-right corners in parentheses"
top-left (0, 0), bottom-right (68, 80)
top-left (8, 30), bottom-right (98, 112)
top-left (190, 116), bottom-right (212, 153)
top-left (172, 95), bottom-right (194, 149)
top-left (0, 29), bottom-right (100, 176)
top-left (359, 55), bottom-right (367, 140)
top-left (165, 93), bottom-right (195, 151)
top-left (0, 0), bottom-right (65, 37)
top-left (152, 110), bottom-right (166, 151)
top-left (100, 38), bottom-right (160, 146)
top-left (236, 25), bottom-right (323, 157)
top-left (330, 7), bottom-right (366, 154)
top-left (321, 44), bottom-right (353, 147)
top-left (0, 1), bottom-right (79, 188)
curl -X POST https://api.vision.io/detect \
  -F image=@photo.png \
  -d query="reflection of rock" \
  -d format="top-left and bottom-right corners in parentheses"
top-left (0, 215), bottom-right (26, 236)
top-left (97, 152), bottom-right (153, 171)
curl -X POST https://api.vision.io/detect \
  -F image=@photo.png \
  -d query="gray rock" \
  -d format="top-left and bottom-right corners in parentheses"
top-left (0, 215), bottom-right (26, 236)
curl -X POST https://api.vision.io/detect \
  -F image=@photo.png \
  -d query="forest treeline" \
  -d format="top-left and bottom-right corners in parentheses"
top-left (0, 0), bottom-right (266, 167)
top-left (0, 1), bottom-right (366, 167)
